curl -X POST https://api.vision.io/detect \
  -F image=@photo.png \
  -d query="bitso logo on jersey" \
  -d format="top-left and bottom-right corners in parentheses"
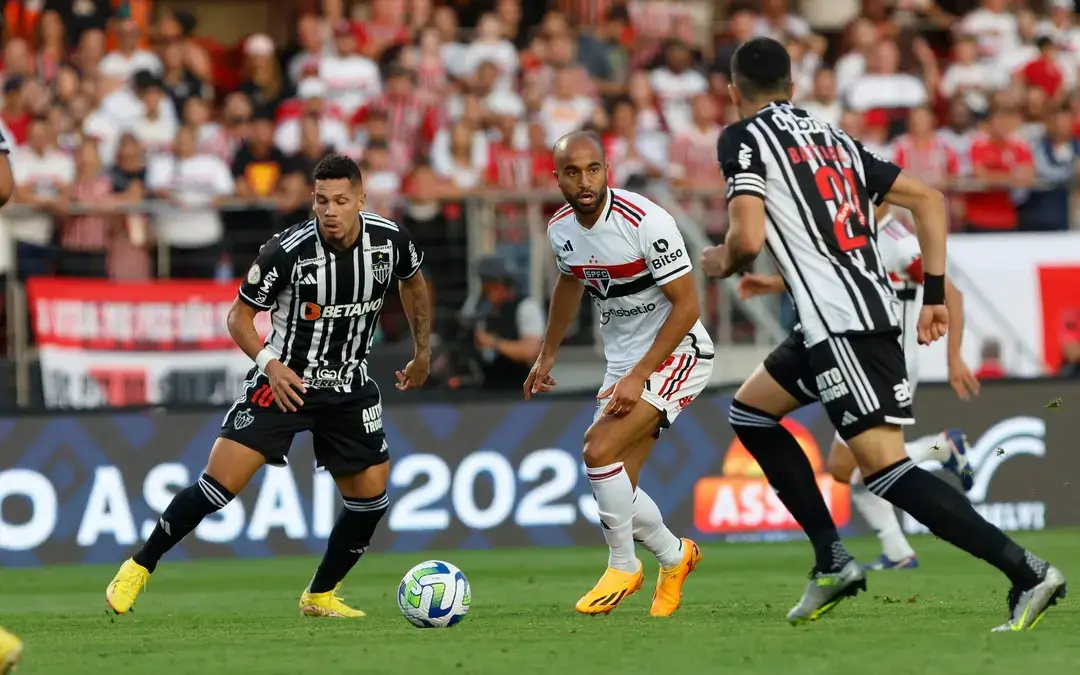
top-left (693, 418), bottom-right (850, 535)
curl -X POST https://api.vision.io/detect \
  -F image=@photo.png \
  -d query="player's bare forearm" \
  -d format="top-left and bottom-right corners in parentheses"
top-left (883, 172), bottom-right (947, 276)
top-left (630, 275), bottom-right (700, 380)
top-left (399, 271), bottom-right (431, 358)
top-left (227, 298), bottom-right (267, 362)
top-left (945, 276), bottom-right (964, 359)
top-left (540, 273), bottom-right (584, 358)
top-left (719, 196), bottom-right (767, 277)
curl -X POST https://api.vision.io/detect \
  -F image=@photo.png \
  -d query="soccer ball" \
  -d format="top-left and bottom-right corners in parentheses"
top-left (397, 560), bottom-right (471, 628)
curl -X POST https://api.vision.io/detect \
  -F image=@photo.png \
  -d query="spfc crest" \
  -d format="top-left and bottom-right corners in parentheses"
top-left (583, 268), bottom-right (611, 295)
top-left (370, 249), bottom-right (392, 284)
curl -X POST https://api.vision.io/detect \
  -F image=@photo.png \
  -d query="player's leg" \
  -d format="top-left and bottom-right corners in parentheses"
top-left (574, 391), bottom-right (666, 614)
top-left (621, 437), bottom-right (685, 572)
top-left (106, 375), bottom-right (304, 615)
top-left (830, 435), bottom-right (917, 569)
top-left (302, 384), bottom-right (391, 618)
top-left (832, 335), bottom-right (1065, 631)
top-left (0, 626), bottom-right (22, 675)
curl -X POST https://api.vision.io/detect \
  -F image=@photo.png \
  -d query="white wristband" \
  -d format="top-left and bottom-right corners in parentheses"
top-left (255, 348), bottom-right (275, 373)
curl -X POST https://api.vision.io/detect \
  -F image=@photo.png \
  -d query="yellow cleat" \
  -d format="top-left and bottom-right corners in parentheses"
top-left (299, 584), bottom-right (367, 618)
top-left (106, 558), bottom-right (150, 615)
top-left (575, 560), bottom-right (644, 615)
top-left (650, 538), bottom-right (702, 617)
top-left (0, 627), bottom-right (23, 675)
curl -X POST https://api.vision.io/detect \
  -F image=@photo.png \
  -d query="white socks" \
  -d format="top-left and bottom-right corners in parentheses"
top-left (905, 432), bottom-right (951, 465)
top-left (586, 462), bottom-right (638, 572)
top-left (845, 433), bottom-right (948, 563)
top-left (631, 488), bottom-right (684, 569)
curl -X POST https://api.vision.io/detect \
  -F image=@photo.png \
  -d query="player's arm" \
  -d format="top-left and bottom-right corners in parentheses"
top-left (945, 276), bottom-right (979, 399)
top-left (0, 132), bottom-right (13, 207)
top-left (538, 271), bottom-right (585, 360)
top-left (702, 125), bottom-right (767, 278)
top-left (393, 227), bottom-right (431, 390)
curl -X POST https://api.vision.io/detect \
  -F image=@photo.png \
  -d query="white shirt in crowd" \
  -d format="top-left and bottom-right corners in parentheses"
top-left (274, 117), bottom-right (350, 156)
top-left (940, 61), bottom-right (1007, 113)
top-left (98, 50), bottom-right (163, 81)
top-left (649, 68), bottom-right (708, 136)
top-left (958, 9), bottom-right (1020, 62)
top-left (146, 153), bottom-right (234, 248)
top-left (801, 100), bottom-right (843, 127)
top-left (7, 147), bottom-right (76, 246)
top-left (834, 51), bottom-right (866, 98)
top-left (540, 95), bottom-right (596, 146)
top-left (462, 41), bottom-right (519, 91)
top-left (429, 129), bottom-right (489, 188)
top-left (845, 73), bottom-right (928, 111)
top-left (319, 53), bottom-right (382, 116)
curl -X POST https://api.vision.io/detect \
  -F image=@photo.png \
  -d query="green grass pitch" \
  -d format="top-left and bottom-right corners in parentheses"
top-left (3, 531), bottom-right (1080, 675)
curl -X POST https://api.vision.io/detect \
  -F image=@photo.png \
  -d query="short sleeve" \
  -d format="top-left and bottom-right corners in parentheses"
top-left (145, 157), bottom-right (171, 191)
top-left (515, 297), bottom-right (545, 338)
top-left (718, 123), bottom-right (767, 200)
top-left (854, 138), bottom-right (902, 205)
top-left (238, 234), bottom-right (292, 310)
top-left (392, 222), bottom-right (424, 280)
top-left (213, 159), bottom-right (235, 195)
top-left (639, 211), bottom-right (692, 286)
top-left (0, 124), bottom-right (11, 154)
top-left (548, 228), bottom-right (574, 276)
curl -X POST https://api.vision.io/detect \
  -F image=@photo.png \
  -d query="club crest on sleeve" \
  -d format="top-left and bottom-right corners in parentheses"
top-left (246, 264), bottom-right (261, 285)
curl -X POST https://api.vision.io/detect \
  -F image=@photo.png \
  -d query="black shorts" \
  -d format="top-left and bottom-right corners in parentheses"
top-left (218, 368), bottom-right (388, 475)
top-left (764, 330), bottom-right (914, 440)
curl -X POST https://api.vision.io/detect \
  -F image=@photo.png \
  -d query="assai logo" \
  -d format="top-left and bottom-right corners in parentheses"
top-left (694, 418), bottom-right (850, 537)
top-left (302, 299), bottom-right (383, 320)
top-left (600, 302), bottom-right (656, 325)
top-left (903, 416), bottom-right (1047, 533)
top-left (583, 269), bottom-right (610, 295)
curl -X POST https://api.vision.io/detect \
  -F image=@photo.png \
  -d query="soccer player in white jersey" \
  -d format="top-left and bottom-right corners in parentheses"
top-left (525, 131), bottom-right (714, 616)
top-left (737, 204), bottom-right (982, 570)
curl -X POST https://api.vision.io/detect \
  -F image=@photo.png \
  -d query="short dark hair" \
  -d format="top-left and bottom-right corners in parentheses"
top-left (313, 153), bottom-right (362, 185)
top-left (731, 37), bottom-right (792, 100)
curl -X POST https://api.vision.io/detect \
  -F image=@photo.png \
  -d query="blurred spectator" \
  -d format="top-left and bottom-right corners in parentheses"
top-left (713, 2), bottom-right (757, 84)
top-left (576, 6), bottom-right (631, 96)
top-left (462, 255), bottom-right (543, 391)
top-left (402, 161), bottom-right (465, 306)
top-left (965, 105), bottom-right (1034, 233)
top-left (958, 0), bottom-right (1020, 64)
top-left (974, 338), bottom-right (1008, 380)
top-left (835, 17), bottom-right (876, 98)
top-left (892, 107), bottom-right (959, 190)
top-left (432, 120), bottom-right (487, 190)
top-left (787, 38), bottom-right (822, 102)
top-left (322, 20), bottom-right (382, 117)
top-left (1017, 36), bottom-right (1070, 101)
top-left (603, 97), bottom-right (666, 188)
top-left (37, 10), bottom-right (67, 84)
top-left (280, 116), bottom-right (330, 224)
top-left (433, 5), bottom-right (469, 79)
top-left (288, 14), bottom-right (327, 86)
top-left (938, 98), bottom-right (977, 176)
top-left (941, 34), bottom-right (1004, 116)
top-left (1039, 0), bottom-right (1080, 54)
top-left (56, 141), bottom-right (114, 277)
top-left (845, 40), bottom-right (929, 132)
top-left (361, 140), bottom-right (402, 216)
top-left (540, 66), bottom-right (596, 146)
top-left (146, 126), bottom-right (234, 278)
top-left (99, 18), bottom-right (162, 81)
top-left (51, 0), bottom-right (112, 48)
top-left (3, 38), bottom-right (35, 84)
top-left (351, 107), bottom-right (412, 176)
top-left (463, 14), bottom-right (518, 92)
top-left (801, 68), bottom-right (841, 127)
top-left (650, 41), bottom-right (707, 136)
top-left (1, 79), bottom-right (31, 144)
top-left (233, 111), bottom-right (288, 202)
top-left (73, 28), bottom-right (107, 76)
top-left (9, 116), bottom-right (75, 277)
top-left (406, 26), bottom-right (449, 104)
top-left (160, 41), bottom-right (212, 115)
top-left (754, 0), bottom-right (810, 43)
top-left (1019, 85), bottom-right (1050, 144)
top-left (669, 93), bottom-right (722, 189)
top-left (130, 73), bottom-right (179, 158)
top-left (627, 69), bottom-right (665, 133)
top-left (355, 0), bottom-right (410, 60)
top-left (352, 66), bottom-right (436, 163)
top-left (1018, 106), bottom-right (1079, 232)
top-left (276, 79), bottom-right (349, 156)
top-left (998, 9), bottom-right (1044, 74)
top-left (238, 33), bottom-right (291, 112)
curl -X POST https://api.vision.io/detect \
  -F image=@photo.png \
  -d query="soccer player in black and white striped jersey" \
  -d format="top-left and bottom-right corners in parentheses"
top-left (701, 37), bottom-right (1064, 631)
top-left (106, 154), bottom-right (432, 620)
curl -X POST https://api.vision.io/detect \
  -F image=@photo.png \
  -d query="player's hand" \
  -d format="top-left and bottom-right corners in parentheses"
top-left (948, 356), bottom-right (981, 401)
top-left (396, 354), bottom-right (430, 391)
top-left (917, 305), bottom-right (949, 345)
top-left (699, 245), bottom-right (726, 278)
top-left (474, 329), bottom-right (497, 351)
top-left (265, 360), bottom-right (306, 412)
top-left (738, 273), bottom-right (780, 300)
top-left (524, 353), bottom-right (556, 400)
top-left (597, 372), bottom-right (647, 417)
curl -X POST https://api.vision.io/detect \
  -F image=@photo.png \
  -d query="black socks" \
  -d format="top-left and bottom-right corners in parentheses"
top-left (133, 473), bottom-right (235, 573)
top-left (865, 459), bottom-right (1047, 588)
top-left (729, 400), bottom-right (853, 572)
top-left (308, 492), bottom-right (390, 594)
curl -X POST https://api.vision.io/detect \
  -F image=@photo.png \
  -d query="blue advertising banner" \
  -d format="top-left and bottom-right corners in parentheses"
top-left (1, 380), bottom-right (1074, 566)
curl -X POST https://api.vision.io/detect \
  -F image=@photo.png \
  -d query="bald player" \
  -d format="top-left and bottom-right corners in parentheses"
top-left (525, 131), bottom-right (714, 616)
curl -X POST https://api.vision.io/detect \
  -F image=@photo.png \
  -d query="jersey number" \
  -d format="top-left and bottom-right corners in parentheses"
top-left (814, 166), bottom-right (869, 252)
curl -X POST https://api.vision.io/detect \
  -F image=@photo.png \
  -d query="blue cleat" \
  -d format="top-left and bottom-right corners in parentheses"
top-left (941, 428), bottom-right (975, 491)
top-left (863, 554), bottom-right (919, 571)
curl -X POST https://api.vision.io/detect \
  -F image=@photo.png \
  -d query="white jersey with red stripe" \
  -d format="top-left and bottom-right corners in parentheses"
top-left (877, 213), bottom-right (923, 387)
top-left (548, 188), bottom-right (714, 424)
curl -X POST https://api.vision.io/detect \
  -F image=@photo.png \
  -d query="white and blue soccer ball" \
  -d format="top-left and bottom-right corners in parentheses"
top-left (397, 560), bottom-right (471, 628)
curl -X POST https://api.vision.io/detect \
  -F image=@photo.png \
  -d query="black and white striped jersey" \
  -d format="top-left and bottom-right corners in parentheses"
top-left (238, 212), bottom-right (423, 391)
top-left (718, 101), bottom-right (903, 346)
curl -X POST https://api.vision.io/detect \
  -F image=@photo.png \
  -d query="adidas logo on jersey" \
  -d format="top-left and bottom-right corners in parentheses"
top-left (841, 411), bottom-right (859, 427)
top-left (562, 240), bottom-right (573, 252)
top-left (299, 273), bottom-right (317, 285)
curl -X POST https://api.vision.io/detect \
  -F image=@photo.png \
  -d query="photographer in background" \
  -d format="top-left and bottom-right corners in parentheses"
top-left (463, 256), bottom-right (544, 391)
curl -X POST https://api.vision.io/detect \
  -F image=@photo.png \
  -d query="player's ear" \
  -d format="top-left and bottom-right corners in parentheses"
top-left (787, 80), bottom-right (796, 101)
top-left (727, 83), bottom-right (739, 108)
top-left (358, 191), bottom-right (367, 211)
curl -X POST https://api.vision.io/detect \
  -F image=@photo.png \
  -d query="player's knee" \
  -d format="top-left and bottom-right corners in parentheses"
top-left (827, 443), bottom-right (856, 483)
top-left (728, 399), bottom-right (780, 441)
top-left (581, 426), bottom-right (619, 468)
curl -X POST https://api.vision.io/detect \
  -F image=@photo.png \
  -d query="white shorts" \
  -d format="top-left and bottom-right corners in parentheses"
top-left (594, 352), bottom-right (714, 427)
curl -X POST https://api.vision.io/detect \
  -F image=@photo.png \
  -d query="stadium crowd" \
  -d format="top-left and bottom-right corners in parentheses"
top-left (0, 0), bottom-right (1078, 360)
